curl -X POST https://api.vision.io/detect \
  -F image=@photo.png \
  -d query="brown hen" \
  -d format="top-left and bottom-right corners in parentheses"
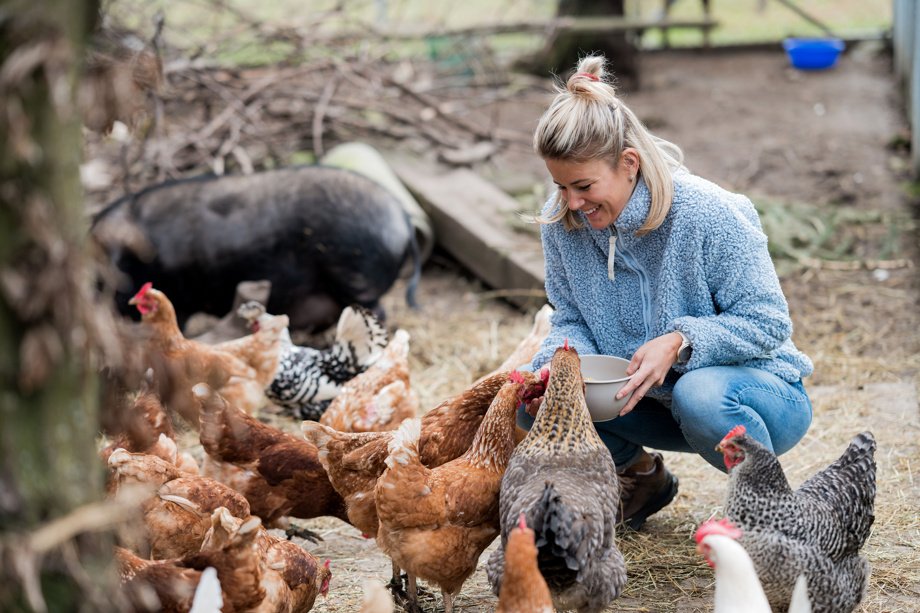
top-left (318, 329), bottom-right (417, 432)
top-left (116, 516), bottom-right (265, 613)
top-left (374, 375), bottom-right (536, 613)
top-left (128, 282), bottom-right (270, 421)
top-left (301, 370), bottom-right (545, 538)
top-left (100, 378), bottom-right (200, 487)
top-left (495, 514), bottom-right (554, 613)
top-left (203, 507), bottom-right (331, 613)
top-left (108, 449), bottom-right (251, 559)
top-left (195, 384), bottom-right (349, 527)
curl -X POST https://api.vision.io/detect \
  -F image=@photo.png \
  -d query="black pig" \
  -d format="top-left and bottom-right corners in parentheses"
top-left (91, 165), bottom-right (420, 330)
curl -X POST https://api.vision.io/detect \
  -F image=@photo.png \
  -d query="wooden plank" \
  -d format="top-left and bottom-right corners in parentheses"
top-left (386, 155), bottom-right (546, 309)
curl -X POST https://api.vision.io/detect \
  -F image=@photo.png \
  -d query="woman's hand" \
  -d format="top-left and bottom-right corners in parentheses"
top-left (615, 332), bottom-right (683, 417)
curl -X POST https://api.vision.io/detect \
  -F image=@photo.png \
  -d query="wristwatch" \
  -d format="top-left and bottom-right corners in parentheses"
top-left (675, 330), bottom-right (693, 364)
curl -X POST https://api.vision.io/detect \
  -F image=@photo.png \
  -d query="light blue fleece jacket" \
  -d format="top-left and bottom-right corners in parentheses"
top-left (523, 171), bottom-right (813, 404)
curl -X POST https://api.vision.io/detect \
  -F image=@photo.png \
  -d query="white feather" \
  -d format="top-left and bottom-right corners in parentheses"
top-left (789, 574), bottom-right (812, 613)
top-left (190, 567), bottom-right (222, 613)
top-left (703, 534), bottom-right (772, 613)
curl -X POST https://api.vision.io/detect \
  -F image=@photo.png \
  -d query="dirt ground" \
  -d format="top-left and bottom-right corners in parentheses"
top-left (266, 46), bottom-right (920, 613)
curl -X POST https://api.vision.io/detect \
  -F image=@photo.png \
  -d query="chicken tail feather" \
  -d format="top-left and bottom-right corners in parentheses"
top-left (528, 481), bottom-right (587, 582)
top-left (385, 417), bottom-right (421, 468)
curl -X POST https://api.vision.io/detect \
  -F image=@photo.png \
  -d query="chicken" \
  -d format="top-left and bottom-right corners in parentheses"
top-left (115, 516), bottom-right (265, 613)
top-left (487, 344), bottom-right (626, 613)
top-left (495, 513), bottom-right (554, 613)
top-left (203, 507), bottom-right (332, 613)
top-left (717, 426), bottom-right (876, 613)
top-left (361, 580), bottom-right (395, 613)
top-left (301, 370), bottom-right (545, 538)
top-left (476, 304), bottom-right (553, 384)
top-left (695, 519), bottom-right (812, 613)
top-left (101, 377), bottom-right (180, 463)
top-left (100, 374), bottom-right (200, 481)
top-left (319, 329), bottom-right (417, 432)
top-left (128, 282), bottom-right (270, 421)
top-left (190, 567), bottom-right (223, 613)
top-left (195, 384), bottom-right (349, 527)
top-left (212, 301), bottom-right (290, 391)
top-left (236, 302), bottom-right (387, 421)
top-left (374, 374), bottom-right (534, 613)
top-left (108, 449), bottom-right (251, 559)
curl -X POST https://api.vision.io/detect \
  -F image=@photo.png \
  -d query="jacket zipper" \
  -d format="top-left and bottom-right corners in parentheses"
top-left (612, 227), bottom-right (653, 341)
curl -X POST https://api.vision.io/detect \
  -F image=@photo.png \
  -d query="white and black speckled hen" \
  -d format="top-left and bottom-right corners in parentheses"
top-left (487, 343), bottom-right (626, 613)
top-left (717, 426), bottom-right (876, 613)
top-left (238, 302), bottom-right (387, 420)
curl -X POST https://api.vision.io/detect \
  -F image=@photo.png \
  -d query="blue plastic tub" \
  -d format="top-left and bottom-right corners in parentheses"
top-left (782, 38), bottom-right (845, 70)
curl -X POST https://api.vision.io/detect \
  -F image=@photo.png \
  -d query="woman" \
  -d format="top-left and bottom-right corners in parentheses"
top-left (518, 55), bottom-right (814, 531)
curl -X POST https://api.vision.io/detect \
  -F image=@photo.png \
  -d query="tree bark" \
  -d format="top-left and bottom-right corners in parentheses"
top-left (518, 0), bottom-right (638, 89)
top-left (0, 1), bottom-right (121, 611)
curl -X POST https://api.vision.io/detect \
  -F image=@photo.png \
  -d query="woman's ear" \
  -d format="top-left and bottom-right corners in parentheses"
top-left (621, 148), bottom-right (640, 173)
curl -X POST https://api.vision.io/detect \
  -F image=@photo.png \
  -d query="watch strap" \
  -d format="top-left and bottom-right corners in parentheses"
top-left (675, 330), bottom-right (692, 364)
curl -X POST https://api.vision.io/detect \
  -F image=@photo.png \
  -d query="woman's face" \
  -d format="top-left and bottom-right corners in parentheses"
top-left (545, 151), bottom-right (638, 230)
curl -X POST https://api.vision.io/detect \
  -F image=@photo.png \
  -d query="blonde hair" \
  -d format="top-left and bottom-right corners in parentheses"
top-left (534, 55), bottom-right (684, 235)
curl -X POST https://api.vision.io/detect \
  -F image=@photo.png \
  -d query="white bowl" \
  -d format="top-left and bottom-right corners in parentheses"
top-left (580, 354), bottom-right (635, 422)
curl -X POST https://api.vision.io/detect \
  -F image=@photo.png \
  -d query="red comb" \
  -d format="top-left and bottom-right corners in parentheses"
top-left (564, 338), bottom-right (569, 351)
top-left (694, 519), bottom-right (742, 544)
top-left (132, 282), bottom-right (153, 302)
top-left (723, 425), bottom-right (746, 441)
top-left (539, 367), bottom-right (550, 385)
top-left (324, 559), bottom-right (330, 569)
top-left (509, 370), bottom-right (525, 384)
top-left (518, 513), bottom-right (527, 531)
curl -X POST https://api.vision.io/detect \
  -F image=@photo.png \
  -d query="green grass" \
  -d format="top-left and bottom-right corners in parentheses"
top-left (102, 0), bottom-right (892, 68)
top-left (642, 0), bottom-right (893, 48)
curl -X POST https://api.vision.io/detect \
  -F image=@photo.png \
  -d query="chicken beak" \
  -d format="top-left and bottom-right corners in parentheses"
top-left (715, 443), bottom-right (723, 453)
top-left (128, 295), bottom-right (139, 305)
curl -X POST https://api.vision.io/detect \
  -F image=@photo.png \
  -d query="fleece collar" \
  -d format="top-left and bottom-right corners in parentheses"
top-left (576, 175), bottom-right (651, 240)
top-left (612, 175), bottom-right (651, 237)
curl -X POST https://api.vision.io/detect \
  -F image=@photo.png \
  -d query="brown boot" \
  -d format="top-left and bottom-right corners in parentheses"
top-left (615, 452), bottom-right (679, 530)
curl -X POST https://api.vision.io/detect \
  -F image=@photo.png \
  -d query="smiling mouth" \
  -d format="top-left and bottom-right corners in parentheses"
top-left (583, 205), bottom-right (599, 215)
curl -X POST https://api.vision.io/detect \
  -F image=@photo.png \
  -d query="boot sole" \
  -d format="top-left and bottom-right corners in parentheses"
top-left (621, 473), bottom-right (679, 531)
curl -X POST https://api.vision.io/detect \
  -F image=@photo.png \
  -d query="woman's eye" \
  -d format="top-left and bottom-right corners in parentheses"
top-left (577, 184), bottom-right (591, 191)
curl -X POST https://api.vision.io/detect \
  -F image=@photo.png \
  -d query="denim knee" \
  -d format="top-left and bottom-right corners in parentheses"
top-left (671, 366), bottom-right (812, 470)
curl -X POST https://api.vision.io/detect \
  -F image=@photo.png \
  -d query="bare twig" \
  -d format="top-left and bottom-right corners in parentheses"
top-left (313, 78), bottom-right (338, 158)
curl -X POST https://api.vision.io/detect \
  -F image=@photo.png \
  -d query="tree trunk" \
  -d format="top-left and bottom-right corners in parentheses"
top-left (0, 1), bottom-right (120, 611)
top-left (518, 0), bottom-right (638, 89)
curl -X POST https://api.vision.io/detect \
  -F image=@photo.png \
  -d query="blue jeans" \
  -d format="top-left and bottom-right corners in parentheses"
top-left (517, 365), bottom-right (812, 473)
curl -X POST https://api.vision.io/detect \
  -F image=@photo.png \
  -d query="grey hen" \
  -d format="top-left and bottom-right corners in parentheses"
top-left (718, 426), bottom-right (876, 613)
top-left (487, 344), bottom-right (626, 613)
top-left (238, 302), bottom-right (387, 420)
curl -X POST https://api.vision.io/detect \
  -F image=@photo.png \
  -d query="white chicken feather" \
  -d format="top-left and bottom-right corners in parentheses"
top-left (696, 519), bottom-right (812, 613)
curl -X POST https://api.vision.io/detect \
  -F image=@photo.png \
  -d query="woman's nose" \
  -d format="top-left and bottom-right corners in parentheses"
top-left (568, 195), bottom-right (583, 209)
